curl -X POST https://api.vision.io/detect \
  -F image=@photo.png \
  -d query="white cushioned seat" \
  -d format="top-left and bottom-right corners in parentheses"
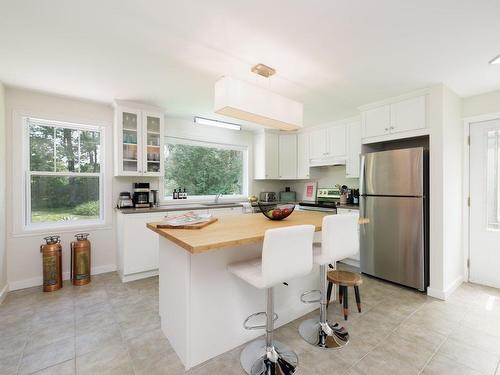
top-left (227, 258), bottom-right (265, 289)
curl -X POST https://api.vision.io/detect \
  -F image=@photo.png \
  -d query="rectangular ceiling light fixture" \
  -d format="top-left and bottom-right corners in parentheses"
top-left (194, 116), bottom-right (241, 131)
top-left (214, 76), bottom-right (303, 131)
top-left (489, 54), bottom-right (500, 65)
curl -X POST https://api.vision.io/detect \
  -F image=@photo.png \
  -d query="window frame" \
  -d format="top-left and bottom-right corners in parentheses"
top-left (161, 136), bottom-right (249, 203)
top-left (23, 117), bottom-right (106, 231)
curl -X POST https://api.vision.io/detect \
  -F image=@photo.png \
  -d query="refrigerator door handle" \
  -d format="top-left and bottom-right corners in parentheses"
top-left (359, 154), bottom-right (366, 195)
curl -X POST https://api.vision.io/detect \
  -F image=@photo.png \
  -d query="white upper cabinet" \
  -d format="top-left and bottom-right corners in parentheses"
top-left (297, 132), bottom-right (310, 179)
top-left (346, 121), bottom-right (361, 178)
top-left (308, 128), bottom-right (327, 159)
top-left (390, 95), bottom-right (426, 134)
top-left (362, 105), bottom-right (391, 138)
top-left (114, 103), bottom-right (164, 177)
top-left (309, 123), bottom-right (348, 165)
top-left (361, 94), bottom-right (427, 141)
top-left (254, 132), bottom-right (279, 179)
top-left (327, 124), bottom-right (347, 157)
top-left (278, 133), bottom-right (297, 179)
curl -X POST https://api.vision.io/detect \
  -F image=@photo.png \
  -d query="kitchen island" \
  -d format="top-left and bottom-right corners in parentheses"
top-left (147, 211), bottom-right (328, 370)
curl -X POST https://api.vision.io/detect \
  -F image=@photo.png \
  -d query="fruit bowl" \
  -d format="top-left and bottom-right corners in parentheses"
top-left (258, 203), bottom-right (295, 221)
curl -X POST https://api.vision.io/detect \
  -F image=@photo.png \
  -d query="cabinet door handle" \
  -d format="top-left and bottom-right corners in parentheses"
top-left (385, 128), bottom-right (389, 132)
top-left (390, 126), bottom-right (394, 130)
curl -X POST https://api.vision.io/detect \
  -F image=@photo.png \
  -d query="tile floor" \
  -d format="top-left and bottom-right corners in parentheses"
top-left (1, 269), bottom-right (500, 375)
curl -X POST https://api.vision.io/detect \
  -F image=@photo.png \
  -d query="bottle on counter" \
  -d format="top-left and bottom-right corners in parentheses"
top-left (173, 189), bottom-right (178, 199)
top-left (183, 188), bottom-right (187, 199)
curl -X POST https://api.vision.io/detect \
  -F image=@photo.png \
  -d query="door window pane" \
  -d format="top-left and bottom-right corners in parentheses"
top-left (487, 130), bottom-right (500, 230)
top-left (30, 176), bottom-right (100, 223)
top-left (164, 142), bottom-right (244, 197)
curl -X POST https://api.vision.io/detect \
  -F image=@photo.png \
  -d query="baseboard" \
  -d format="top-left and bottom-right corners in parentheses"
top-left (427, 276), bottom-right (464, 300)
top-left (339, 259), bottom-right (360, 268)
top-left (8, 263), bottom-right (118, 291)
top-left (0, 284), bottom-right (9, 304)
top-left (120, 269), bottom-right (158, 283)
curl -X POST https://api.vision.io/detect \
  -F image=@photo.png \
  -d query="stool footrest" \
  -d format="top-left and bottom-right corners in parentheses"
top-left (243, 311), bottom-right (279, 330)
top-left (300, 289), bottom-right (321, 304)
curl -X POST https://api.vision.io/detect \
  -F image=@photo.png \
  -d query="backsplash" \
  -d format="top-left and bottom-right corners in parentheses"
top-left (287, 165), bottom-right (359, 201)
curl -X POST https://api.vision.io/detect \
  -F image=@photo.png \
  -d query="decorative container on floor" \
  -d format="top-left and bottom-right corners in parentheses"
top-left (71, 233), bottom-right (91, 286)
top-left (40, 235), bottom-right (63, 292)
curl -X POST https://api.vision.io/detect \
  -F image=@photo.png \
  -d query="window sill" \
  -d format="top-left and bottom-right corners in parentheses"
top-left (13, 221), bottom-right (112, 238)
top-left (160, 195), bottom-right (248, 205)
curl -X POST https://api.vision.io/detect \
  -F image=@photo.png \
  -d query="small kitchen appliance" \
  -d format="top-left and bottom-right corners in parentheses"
top-left (70, 233), bottom-right (91, 286)
top-left (117, 192), bottom-right (133, 208)
top-left (151, 190), bottom-right (159, 207)
top-left (279, 187), bottom-right (296, 203)
top-left (133, 183), bottom-right (151, 208)
top-left (259, 192), bottom-right (277, 202)
top-left (40, 235), bottom-right (63, 292)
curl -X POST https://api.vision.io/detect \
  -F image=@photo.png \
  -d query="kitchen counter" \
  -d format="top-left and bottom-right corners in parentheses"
top-left (147, 210), bottom-right (326, 254)
top-left (148, 210), bottom-right (329, 370)
top-left (116, 202), bottom-right (244, 214)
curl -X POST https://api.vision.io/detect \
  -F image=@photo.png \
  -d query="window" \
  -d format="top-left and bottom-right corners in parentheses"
top-left (26, 117), bottom-right (103, 228)
top-left (487, 129), bottom-right (500, 230)
top-left (164, 137), bottom-right (247, 199)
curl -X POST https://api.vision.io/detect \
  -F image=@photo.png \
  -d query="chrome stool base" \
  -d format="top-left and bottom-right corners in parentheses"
top-left (240, 339), bottom-right (298, 375)
top-left (298, 318), bottom-right (349, 349)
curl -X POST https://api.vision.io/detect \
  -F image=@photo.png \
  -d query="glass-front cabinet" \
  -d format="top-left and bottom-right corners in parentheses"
top-left (114, 102), bottom-right (164, 176)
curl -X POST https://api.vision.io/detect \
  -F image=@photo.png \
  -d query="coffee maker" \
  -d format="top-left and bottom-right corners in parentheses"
top-left (132, 183), bottom-right (151, 208)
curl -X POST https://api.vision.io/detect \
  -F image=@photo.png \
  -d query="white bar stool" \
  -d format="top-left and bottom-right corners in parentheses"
top-left (299, 214), bottom-right (358, 349)
top-left (228, 225), bottom-right (315, 375)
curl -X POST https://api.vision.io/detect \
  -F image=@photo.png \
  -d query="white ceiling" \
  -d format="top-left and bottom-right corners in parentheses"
top-left (1, 0), bottom-right (500, 127)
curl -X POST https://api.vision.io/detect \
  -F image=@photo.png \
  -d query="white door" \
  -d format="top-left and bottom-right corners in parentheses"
top-left (469, 118), bottom-right (500, 288)
top-left (278, 134), bottom-right (297, 179)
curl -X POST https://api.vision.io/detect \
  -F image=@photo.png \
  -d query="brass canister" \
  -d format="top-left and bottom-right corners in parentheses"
top-left (40, 235), bottom-right (63, 292)
top-left (71, 233), bottom-right (91, 286)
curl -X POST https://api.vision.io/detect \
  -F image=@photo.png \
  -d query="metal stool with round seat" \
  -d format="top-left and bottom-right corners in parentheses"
top-left (298, 214), bottom-right (359, 349)
top-left (228, 225), bottom-right (315, 375)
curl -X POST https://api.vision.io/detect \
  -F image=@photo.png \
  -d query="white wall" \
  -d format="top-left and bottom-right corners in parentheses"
top-left (5, 87), bottom-right (116, 290)
top-left (463, 89), bottom-right (500, 118)
top-left (427, 84), bottom-right (464, 299)
top-left (0, 82), bottom-right (7, 302)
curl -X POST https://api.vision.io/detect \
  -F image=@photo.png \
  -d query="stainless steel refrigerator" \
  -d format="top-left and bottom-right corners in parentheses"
top-left (360, 147), bottom-right (428, 291)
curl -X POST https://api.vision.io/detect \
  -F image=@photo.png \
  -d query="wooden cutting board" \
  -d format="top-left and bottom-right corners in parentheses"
top-left (155, 217), bottom-right (218, 230)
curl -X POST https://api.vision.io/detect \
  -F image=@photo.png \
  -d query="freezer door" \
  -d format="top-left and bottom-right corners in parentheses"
top-left (360, 195), bottom-right (425, 290)
top-left (360, 148), bottom-right (424, 196)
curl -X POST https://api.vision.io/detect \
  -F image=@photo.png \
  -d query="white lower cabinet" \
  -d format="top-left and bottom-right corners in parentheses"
top-left (116, 211), bottom-right (167, 282)
top-left (116, 206), bottom-right (245, 282)
top-left (336, 208), bottom-right (360, 264)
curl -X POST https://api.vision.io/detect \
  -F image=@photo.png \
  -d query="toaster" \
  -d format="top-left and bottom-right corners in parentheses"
top-left (259, 192), bottom-right (277, 202)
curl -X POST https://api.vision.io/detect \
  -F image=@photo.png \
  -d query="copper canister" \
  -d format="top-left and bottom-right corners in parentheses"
top-left (40, 235), bottom-right (63, 292)
top-left (70, 233), bottom-right (91, 286)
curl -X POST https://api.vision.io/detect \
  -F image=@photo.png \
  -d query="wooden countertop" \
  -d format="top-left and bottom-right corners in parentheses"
top-left (147, 211), bottom-right (328, 254)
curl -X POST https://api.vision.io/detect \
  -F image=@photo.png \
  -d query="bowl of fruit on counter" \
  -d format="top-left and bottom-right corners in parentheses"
top-left (258, 203), bottom-right (295, 221)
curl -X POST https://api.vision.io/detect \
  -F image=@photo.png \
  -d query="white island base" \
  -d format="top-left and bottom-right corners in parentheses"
top-left (158, 236), bottom-right (322, 370)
